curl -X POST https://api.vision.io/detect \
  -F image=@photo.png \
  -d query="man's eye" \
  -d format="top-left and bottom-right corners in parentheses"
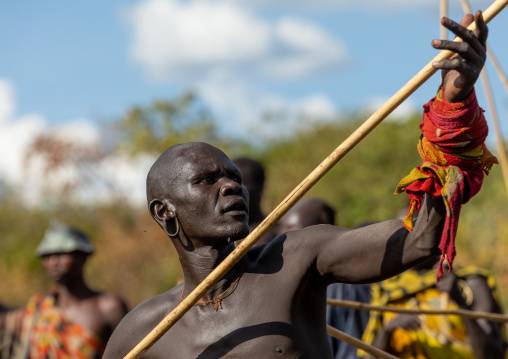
top-left (200, 176), bottom-right (214, 184)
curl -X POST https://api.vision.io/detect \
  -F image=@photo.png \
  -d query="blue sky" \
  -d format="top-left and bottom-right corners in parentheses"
top-left (0, 0), bottom-right (507, 205)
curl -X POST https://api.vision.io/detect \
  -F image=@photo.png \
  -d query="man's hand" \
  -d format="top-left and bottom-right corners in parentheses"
top-left (385, 314), bottom-right (422, 332)
top-left (435, 271), bottom-right (468, 307)
top-left (432, 11), bottom-right (488, 102)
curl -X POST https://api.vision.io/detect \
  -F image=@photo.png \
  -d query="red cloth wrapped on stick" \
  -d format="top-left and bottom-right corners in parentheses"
top-left (395, 87), bottom-right (497, 280)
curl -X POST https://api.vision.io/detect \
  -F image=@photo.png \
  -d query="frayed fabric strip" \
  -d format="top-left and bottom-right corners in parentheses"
top-left (395, 87), bottom-right (497, 280)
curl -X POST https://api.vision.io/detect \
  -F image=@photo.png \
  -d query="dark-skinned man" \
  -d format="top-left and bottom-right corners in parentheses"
top-left (277, 198), bottom-right (371, 359)
top-left (1, 221), bottom-right (128, 358)
top-left (104, 12), bottom-right (493, 359)
top-left (233, 157), bottom-right (277, 245)
top-left (365, 257), bottom-right (506, 359)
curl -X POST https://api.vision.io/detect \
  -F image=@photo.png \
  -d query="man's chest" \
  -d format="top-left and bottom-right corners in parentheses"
top-left (144, 278), bottom-right (328, 358)
top-left (60, 303), bottom-right (108, 338)
top-left (149, 326), bottom-right (304, 359)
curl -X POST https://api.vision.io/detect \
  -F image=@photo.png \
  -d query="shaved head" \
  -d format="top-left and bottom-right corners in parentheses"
top-left (277, 198), bottom-right (336, 234)
top-left (146, 142), bottom-right (228, 205)
top-left (233, 157), bottom-right (265, 194)
top-left (146, 142), bottom-right (249, 243)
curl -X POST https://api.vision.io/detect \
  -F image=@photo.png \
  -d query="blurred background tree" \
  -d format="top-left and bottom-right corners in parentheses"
top-left (1, 91), bottom-right (507, 312)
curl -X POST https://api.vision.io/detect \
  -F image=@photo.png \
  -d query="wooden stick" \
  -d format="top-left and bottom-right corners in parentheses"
top-left (440, 292), bottom-right (450, 310)
top-left (460, 0), bottom-right (508, 197)
top-left (123, 1), bottom-right (508, 358)
top-left (326, 325), bottom-right (399, 359)
top-left (441, 0), bottom-right (448, 40)
top-left (487, 46), bottom-right (508, 94)
top-left (326, 298), bottom-right (508, 323)
top-left (460, 0), bottom-right (508, 94)
top-left (480, 67), bottom-right (508, 197)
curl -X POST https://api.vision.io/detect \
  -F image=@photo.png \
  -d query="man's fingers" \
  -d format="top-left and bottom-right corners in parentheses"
top-left (456, 13), bottom-right (474, 28)
top-left (441, 16), bottom-right (477, 42)
top-left (432, 58), bottom-right (472, 73)
top-left (440, 16), bottom-right (485, 55)
top-left (474, 11), bottom-right (488, 47)
top-left (432, 40), bottom-right (483, 65)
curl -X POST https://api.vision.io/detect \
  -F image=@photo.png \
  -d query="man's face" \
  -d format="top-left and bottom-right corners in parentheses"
top-left (169, 145), bottom-right (250, 244)
top-left (276, 201), bottom-right (324, 235)
top-left (235, 164), bottom-right (262, 209)
top-left (42, 252), bottom-right (86, 284)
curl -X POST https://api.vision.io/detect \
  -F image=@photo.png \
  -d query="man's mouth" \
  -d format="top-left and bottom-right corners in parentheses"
top-left (221, 199), bottom-right (248, 216)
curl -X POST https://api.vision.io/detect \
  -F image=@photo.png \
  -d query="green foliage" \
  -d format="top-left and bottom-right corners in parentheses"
top-left (112, 91), bottom-right (251, 157)
top-left (1, 92), bottom-right (507, 311)
top-left (259, 114), bottom-right (423, 227)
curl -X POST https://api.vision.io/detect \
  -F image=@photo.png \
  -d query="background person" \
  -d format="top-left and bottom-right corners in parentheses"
top-left (1, 221), bottom-right (128, 359)
top-left (233, 157), bottom-right (277, 244)
top-left (278, 198), bottom-right (371, 359)
top-left (365, 257), bottom-right (506, 359)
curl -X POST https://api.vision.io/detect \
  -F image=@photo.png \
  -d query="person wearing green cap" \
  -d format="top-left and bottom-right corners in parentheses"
top-left (0, 221), bottom-right (128, 359)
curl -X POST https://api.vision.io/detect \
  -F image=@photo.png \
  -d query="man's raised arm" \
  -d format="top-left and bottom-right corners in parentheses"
top-left (302, 195), bottom-right (446, 284)
top-left (299, 11), bottom-right (493, 285)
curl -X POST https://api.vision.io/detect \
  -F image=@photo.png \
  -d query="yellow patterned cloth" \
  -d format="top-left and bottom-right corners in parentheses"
top-left (361, 266), bottom-right (506, 358)
top-left (10, 293), bottom-right (105, 359)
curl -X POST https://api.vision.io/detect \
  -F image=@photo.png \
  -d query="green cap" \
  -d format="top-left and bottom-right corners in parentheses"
top-left (36, 221), bottom-right (94, 257)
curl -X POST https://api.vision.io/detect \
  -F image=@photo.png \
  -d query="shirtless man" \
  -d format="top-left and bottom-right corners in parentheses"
top-left (233, 157), bottom-right (277, 244)
top-left (104, 12), bottom-right (489, 359)
top-left (275, 198), bottom-right (336, 235)
top-left (278, 198), bottom-right (371, 359)
top-left (1, 221), bottom-right (128, 358)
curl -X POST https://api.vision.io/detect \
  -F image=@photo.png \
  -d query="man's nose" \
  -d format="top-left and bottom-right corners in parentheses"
top-left (220, 178), bottom-right (242, 196)
top-left (45, 254), bottom-right (60, 267)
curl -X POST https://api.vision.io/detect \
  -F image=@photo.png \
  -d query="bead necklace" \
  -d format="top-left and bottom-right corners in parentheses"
top-left (180, 259), bottom-right (245, 311)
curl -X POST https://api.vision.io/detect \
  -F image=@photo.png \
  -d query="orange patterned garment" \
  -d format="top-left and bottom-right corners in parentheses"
top-left (395, 88), bottom-right (497, 280)
top-left (15, 293), bottom-right (105, 359)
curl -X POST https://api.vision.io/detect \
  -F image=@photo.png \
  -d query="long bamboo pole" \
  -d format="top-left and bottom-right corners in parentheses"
top-left (481, 68), bottom-right (508, 196)
top-left (459, 0), bottom-right (508, 94)
top-left (460, 0), bottom-right (508, 197)
top-left (487, 46), bottom-right (508, 94)
top-left (124, 1), bottom-right (508, 358)
top-left (326, 325), bottom-right (399, 359)
top-left (327, 298), bottom-right (508, 323)
top-left (441, 0), bottom-right (448, 40)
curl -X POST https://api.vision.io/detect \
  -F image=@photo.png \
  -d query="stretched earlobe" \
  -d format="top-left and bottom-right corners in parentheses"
top-left (149, 198), bottom-right (180, 237)
top-left (167, 212), bottom-right (180, 238)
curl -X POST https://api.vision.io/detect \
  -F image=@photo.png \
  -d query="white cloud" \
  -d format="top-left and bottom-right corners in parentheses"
top-left (0, 75), bottom-right (336, 207)
top-left (364, 96), bottom-right (419, 121)
top-left (98, 153), bottom-right (155, 207)
top-left (51, 120), bottom-right (100, 145)
top-left (295, 94), bottom-right (336, 119)
top-left (0, 78), bottom-right (154, 208)
top-left (0, 79), bottom-right (47, 185)
top-left (124, 0), bottom-right (347, 80)
top-left (196, 69), bottom-right (338, 138)
top-left (261, 17), bottom-right (347, 78)
top-left (227, 0), bottom-right (442, 11)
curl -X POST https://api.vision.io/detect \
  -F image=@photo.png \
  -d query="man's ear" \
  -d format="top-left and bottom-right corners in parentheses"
top-left (149, 198), bottom-right (177, 234)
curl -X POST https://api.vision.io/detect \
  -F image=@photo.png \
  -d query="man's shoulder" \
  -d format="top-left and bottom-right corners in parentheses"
top-left (248, 225), bottom-right (346, 272)
top-left (120, 284), bottom-right (181, 330)
top-left (277, 224), bottom-right (349, 252)
top-left (96, 292), bottom-right (129, 325)
top-left (97, 292), bottom-right (127, 309)
top-left (103, 284), bottom-right (182, 359)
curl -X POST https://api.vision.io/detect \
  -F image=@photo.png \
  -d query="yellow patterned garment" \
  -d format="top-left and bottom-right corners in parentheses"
top-left (11, 293), bottom-right (105, 359)
top-left (361, 266), bottom-right (506, 359)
